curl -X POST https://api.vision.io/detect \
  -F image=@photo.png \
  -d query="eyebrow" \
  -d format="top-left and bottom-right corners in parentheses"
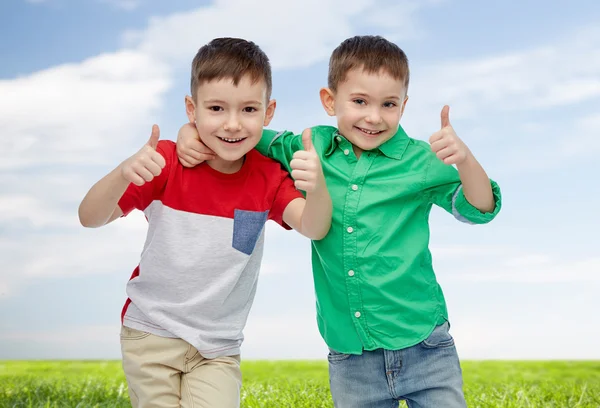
top-left (203, 99), bottom-right (227, 105)
top-left (350, 93), bottom-right (401, 101)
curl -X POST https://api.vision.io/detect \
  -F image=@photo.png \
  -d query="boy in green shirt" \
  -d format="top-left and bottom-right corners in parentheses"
top-left (177, 35), bottom-right (501, 408)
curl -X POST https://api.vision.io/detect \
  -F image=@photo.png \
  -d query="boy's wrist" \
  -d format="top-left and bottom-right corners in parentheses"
top-left (456, 150), bottom-right (476, 172)
top-left (306, 180), bottom-right (329, 200)
top-left (116, 160), bottom-right (136, 186)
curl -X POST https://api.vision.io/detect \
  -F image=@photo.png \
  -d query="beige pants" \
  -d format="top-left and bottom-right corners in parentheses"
top-left (120, 326), bottom-right (242, 408)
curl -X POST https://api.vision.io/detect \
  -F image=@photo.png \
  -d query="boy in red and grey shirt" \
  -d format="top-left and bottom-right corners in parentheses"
top-left (78, 38), bottom-right (332, 408)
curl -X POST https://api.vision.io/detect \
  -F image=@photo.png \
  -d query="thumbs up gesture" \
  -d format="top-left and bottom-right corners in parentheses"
top-left (429, 106), bottom-right (471, 165)
top-left (290, 128), bottom-right (325, 193)
top-left (120, 124), bottom-right (167, 186)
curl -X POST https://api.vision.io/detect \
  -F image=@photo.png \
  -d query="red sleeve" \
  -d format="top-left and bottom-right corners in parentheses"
top-left (269, 168), bottom-right (304, 229)
top-left (117, 140), bottom-right (173, 216)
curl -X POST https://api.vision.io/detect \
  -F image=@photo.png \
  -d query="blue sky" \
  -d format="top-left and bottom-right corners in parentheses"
top-left (1, 0), bottom-right (599, 360)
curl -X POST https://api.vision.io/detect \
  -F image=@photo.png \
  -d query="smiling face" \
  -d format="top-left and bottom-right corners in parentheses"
top-left (185, 74), bottom-right (275, 172)
top-left (321, 67), bottom-right (408, 155)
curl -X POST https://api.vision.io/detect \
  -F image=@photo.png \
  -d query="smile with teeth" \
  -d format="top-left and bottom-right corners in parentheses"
top-left (356, 126), bottom-right (384, 135)
top-left (218, 136), bottom-right (245, 143)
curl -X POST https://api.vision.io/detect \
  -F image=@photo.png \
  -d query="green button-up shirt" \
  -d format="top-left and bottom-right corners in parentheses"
top-left (256, 125), bottom-right (502, 354)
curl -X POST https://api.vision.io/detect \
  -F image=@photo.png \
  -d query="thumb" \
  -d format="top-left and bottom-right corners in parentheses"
top-left (301, 128), bottom-right (313, 152)
top-left (147, 124), bottom-right (160, 149)
top-left (440, 105), bottom-right (451, 129)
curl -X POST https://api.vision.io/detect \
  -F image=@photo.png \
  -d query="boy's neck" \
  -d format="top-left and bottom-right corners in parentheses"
top-left (206, 156), bottom-right (245, 174)
top-left (352, 144), bottom-right (363, 158)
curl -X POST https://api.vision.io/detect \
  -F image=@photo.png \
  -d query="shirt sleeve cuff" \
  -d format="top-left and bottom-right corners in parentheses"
top-left (117, 187), bottom-right (136, 217)
top-left (452, 179), bottom-right (502, 224)
top-left (255, 129), bottom-right (281, 156)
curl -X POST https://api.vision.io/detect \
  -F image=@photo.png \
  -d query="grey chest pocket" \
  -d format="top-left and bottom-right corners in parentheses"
top-left (232, 209), bottom-right (268, 255)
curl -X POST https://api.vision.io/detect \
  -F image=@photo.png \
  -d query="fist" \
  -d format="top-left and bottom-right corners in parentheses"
top-left (176, 122), bottom-right (216, 168)
top-left (121, 124), bottom-right (166, 186)
top-left (429, 105), bottom-right (471, 165)
top-left (290, 128), bottom-right (325, 193)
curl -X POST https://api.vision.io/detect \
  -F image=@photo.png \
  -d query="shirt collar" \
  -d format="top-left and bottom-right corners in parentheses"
top-left (325, 131), bottom-right (341, 157)
top-left (377, 125), bottom-right (410, 160)
top-left (326, 125), bottom-right (410, 160)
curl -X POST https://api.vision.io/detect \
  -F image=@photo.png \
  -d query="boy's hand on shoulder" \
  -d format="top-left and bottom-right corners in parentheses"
top-left (429, 105), bottom-right (472, 165)
top-left (176, 122), bottom-right (216, 167)
top-left (290, 128), bottom-right (325, 193)
top-left (120, 124), bottom-right (166, 186)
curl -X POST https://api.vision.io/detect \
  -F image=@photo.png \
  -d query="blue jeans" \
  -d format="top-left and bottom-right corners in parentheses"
top-left (328, 322), bottom-right (466, 408)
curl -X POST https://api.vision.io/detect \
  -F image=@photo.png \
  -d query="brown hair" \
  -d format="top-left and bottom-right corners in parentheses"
top-left (190, 37), bottom-right (272, 101)
top-left (328, 35), bottom-right (410, 92)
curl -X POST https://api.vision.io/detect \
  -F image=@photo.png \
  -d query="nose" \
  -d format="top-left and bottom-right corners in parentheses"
top-left (365, 108), bottom-right (382, 125)
top-left (223, 114), bottom-right (242, 132)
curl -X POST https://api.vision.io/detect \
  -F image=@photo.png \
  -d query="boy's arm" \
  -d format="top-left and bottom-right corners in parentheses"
top-left (426, 106), bottom-right (501, 224)
top-left (281, 129), bottom-right (332, 240)
top-left (455, 155), bottom-right (495, 213)
top-left (254, 129), bottom-right (304, 172)
top-left (78, 125), bottom-right (166, 228)
top-left (176, 122), bottom-right (216, 167)
top-left (175, 123), bottom-right (303, 170)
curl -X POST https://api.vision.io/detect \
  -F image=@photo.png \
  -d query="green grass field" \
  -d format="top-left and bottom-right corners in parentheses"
top-left (1, 360), bottom-right (599, 407)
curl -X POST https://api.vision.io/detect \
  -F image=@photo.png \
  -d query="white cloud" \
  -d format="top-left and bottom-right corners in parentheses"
top-left (0, 211), bottom-right (148, 297)
top-left (453, 317), bottom-right (600, 360)
top-left (404, 26), bottom-right (600, 118)
top-left (0, 282), bottom-right (9, 298)
top-left (360, 0), bottom-right (446, 42)
top-left (0, 47), bottom-right (170, 299)
top-left (0, 324), bottom-right (119, 344)
top-left (411, 31), bottom-right (600, 115)
top-left (451, 254), bottom-right (600, 283)
top-left (499, 112), bottom-right (600, 172)
top-left (0, 51), bottom-right (171, 170)
top-left (123, 0), bottom-right (434, 70)
top-left (243, 316), bottom-right (327, 359)
top-left (430, 244), bottom-right (508, 259)
top-left (399, 25), bottom-right (600, 171)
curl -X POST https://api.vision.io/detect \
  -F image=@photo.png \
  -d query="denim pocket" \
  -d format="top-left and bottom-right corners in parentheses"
top-left (327, 348), bottom-right (352, 363)
top-left (232, 210), bottom-right (268, 255)
top-left (120, 326), bottom-right (151, 341)
top-left (421, 321), bottom-right (455, 349)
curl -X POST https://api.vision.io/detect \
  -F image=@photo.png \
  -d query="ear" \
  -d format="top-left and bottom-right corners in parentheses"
top-left (263, 99), bottom-right (277, 126)
top-left (319, 87), bottom-right (336, 117)
top-left (399, 94), bottom-right (409, 121)
top-left (185, 95), bottom-right (197, 123)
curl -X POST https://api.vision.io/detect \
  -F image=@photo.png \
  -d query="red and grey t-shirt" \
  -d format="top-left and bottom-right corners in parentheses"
top-left (118, 140), bottom-right (302, 358)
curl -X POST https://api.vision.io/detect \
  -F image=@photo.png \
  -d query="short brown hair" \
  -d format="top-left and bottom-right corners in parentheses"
top-left (328, 35), bottom-right (410, 92)
top-left (190, 37), bottom-right (272, 101)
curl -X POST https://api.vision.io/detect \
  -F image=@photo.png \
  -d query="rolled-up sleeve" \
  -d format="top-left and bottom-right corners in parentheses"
top-left (425, 153), bottom-right (502, 225)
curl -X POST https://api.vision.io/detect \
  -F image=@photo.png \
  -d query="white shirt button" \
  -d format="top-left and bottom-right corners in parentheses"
top-left (336, 136), bottom-right (342, 142)
top-left (347, 227), bottom-right (354, 233)
top-left (352, 184), bottom-right (358, 191)
top-left (344, 149), bottom-right (350, 155)
top-left (348, 270), bottom-right (355, 277)
top-left (355, 311), bottom-right (361, 318)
